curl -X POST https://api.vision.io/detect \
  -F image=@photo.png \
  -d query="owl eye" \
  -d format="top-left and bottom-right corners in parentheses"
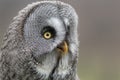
top-left (43, 32), bottom-right (52, 39)
top-left (42, 26), bottom-right (56, 39)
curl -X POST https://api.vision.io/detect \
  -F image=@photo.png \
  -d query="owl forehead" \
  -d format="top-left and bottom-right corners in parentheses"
top-left (28, 3), bottom-right (72, 30)
top-left (32, 3), bottom-right (73, 20)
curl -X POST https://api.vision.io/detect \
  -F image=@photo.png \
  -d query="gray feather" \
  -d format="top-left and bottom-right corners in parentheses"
top-left (0, 1), bottom-right (79, 80)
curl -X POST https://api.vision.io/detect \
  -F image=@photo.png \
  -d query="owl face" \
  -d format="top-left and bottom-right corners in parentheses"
top-left (23, 1), bottom-right (78, 79)
top-left (24, 2), bottom-right (78, 56)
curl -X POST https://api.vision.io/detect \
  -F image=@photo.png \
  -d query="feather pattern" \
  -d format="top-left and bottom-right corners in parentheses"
top-left (0, 1), bottom-right (79, 80)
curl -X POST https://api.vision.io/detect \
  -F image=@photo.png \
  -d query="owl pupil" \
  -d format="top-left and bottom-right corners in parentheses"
top-left (46, 33), bottom-right (49, 36)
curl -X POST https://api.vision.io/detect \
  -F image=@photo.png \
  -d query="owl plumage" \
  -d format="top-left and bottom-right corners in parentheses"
top-left (0, 1), bottom-right (79, 80)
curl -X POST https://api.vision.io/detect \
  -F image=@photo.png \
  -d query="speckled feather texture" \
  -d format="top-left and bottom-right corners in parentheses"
top-left (0, 1), bottom-right (79, 80)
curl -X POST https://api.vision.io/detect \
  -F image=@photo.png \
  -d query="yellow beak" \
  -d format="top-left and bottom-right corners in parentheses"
top-left (57, 41), bottom-right (68, 55)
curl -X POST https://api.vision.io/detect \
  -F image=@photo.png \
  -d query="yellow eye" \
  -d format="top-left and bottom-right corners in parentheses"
top-left (43, 32), bottom-right (52, 39)
top-left (42, 26), bottom-right (56, 39)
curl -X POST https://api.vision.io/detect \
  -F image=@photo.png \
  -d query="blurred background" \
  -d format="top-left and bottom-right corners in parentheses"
top-left (0, 0), bottom-right (120, 80)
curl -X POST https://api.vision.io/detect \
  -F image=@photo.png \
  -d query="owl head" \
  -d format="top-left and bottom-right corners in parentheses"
top-left (1, 1), bottom-right (79, 80)
top-left (23, 1), bottom-right (78, 59)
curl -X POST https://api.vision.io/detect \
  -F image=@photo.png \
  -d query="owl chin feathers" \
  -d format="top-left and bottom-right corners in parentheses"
top-left (33, 49), bottom-right (76, 80)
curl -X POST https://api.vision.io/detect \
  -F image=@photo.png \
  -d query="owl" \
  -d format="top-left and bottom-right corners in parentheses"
top-left (0, 1), bottom-right (79, 80)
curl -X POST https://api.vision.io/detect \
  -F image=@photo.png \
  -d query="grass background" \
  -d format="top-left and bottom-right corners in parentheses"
top-left (0, 0), bottom-right (120, 80)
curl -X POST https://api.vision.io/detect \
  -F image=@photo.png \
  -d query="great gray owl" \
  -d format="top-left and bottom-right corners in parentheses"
top-left (0, 1), bottom-right (79, 80)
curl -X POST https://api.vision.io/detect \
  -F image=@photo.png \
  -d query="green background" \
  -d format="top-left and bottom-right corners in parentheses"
top-left (0, 0), bottom-right (120, 80)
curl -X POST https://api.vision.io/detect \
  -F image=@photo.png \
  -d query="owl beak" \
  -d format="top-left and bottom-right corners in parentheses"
top-left (57, 41), bottom-right (68, 55)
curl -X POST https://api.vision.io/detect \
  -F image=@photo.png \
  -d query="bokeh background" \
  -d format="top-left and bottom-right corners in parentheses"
top-left (0, 0), bottom-right (120, 80)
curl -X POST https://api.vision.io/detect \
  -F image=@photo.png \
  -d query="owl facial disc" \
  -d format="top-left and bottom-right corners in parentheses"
top-left (57, 41), bottom-right (68, 55)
